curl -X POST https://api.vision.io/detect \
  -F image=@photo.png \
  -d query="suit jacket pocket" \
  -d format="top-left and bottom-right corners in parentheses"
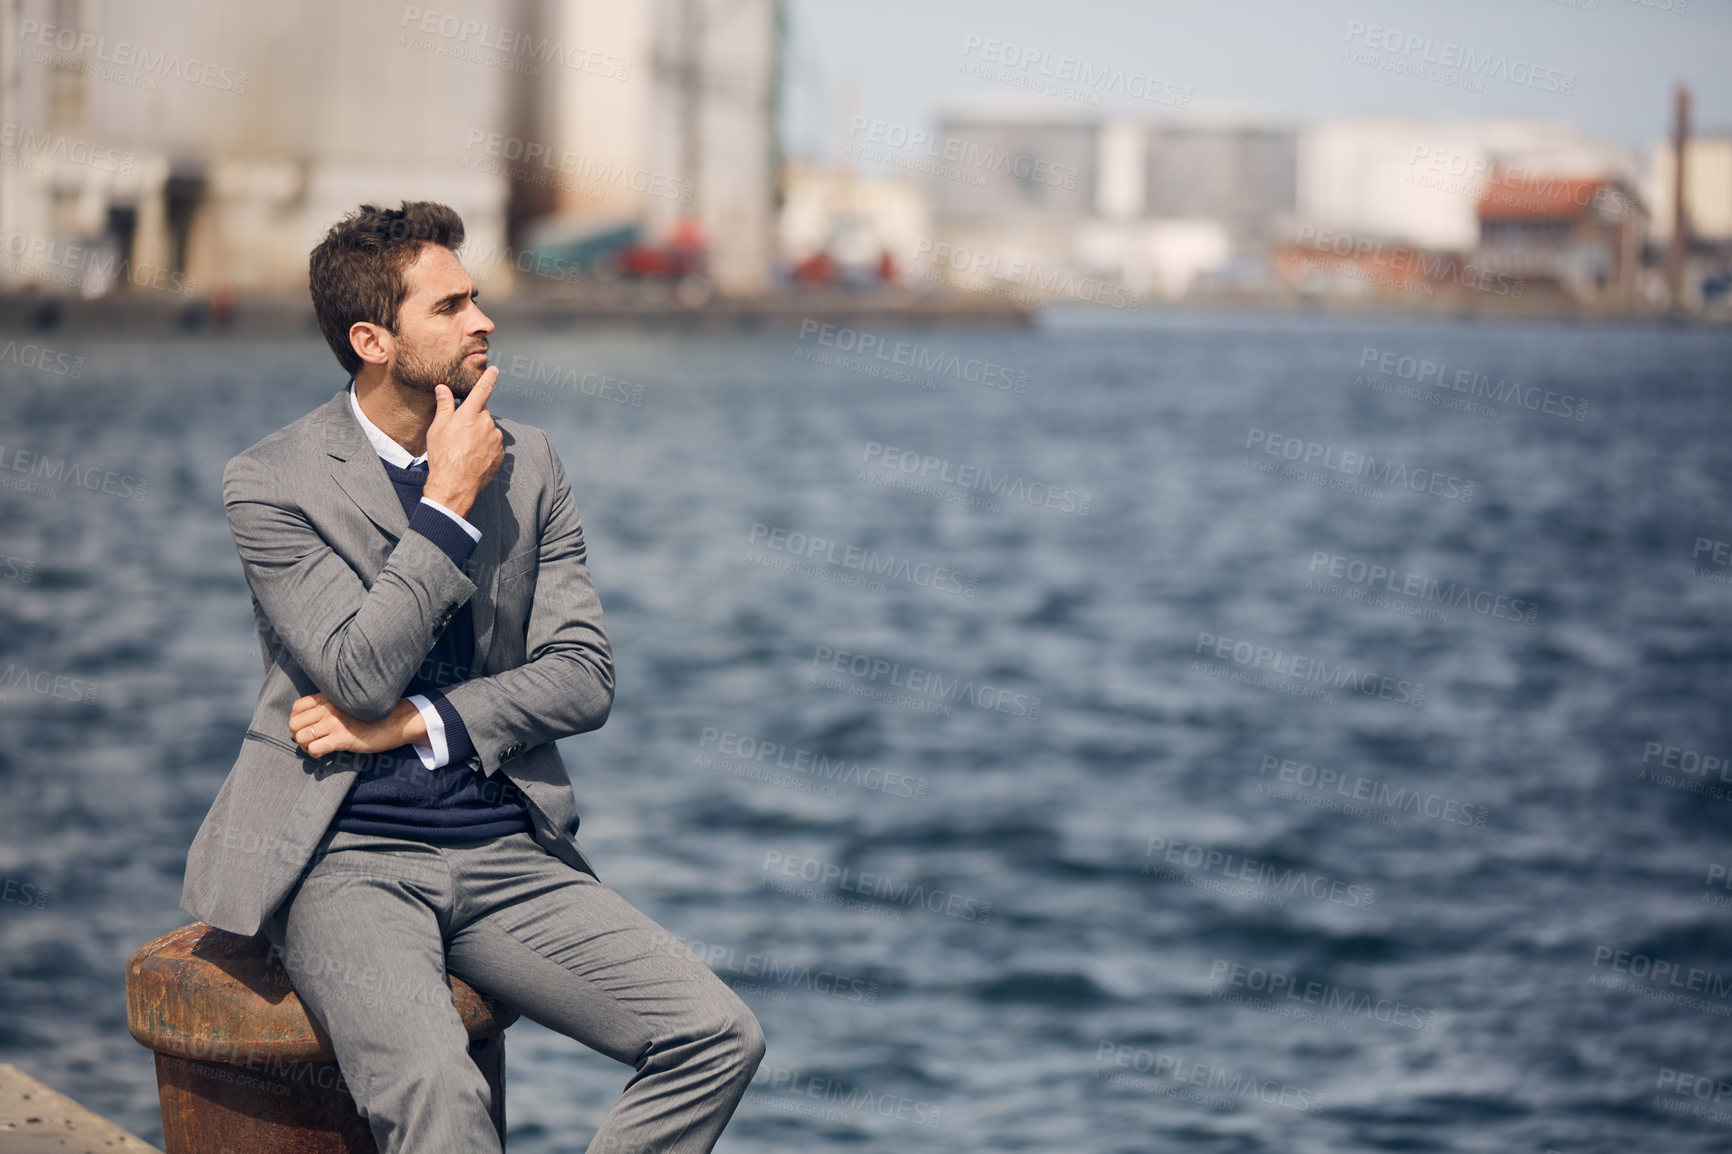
top-left (245, 729), bottom-right (305, 757)
top-left (496, 546), bottom-right (538, 585)
top-left (244, 727), bottom-right (345, 779)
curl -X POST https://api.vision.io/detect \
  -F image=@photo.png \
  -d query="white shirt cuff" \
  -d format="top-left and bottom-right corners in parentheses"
top-left (408, 693), bottom-right (449, 769)
top-left (418, 496), bottom-right (482, 542)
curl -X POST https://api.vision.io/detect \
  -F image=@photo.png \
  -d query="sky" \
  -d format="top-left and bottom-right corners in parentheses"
top-left (781, 0), bottom-right (1732, 161)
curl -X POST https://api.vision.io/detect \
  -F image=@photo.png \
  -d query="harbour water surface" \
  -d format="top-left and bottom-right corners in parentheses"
top-left (1, 311), bottom-right (1730, 1152)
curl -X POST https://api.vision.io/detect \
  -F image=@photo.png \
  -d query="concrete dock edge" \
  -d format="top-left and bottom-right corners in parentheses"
top-left (0, 1063), bottom-right (161, 1154)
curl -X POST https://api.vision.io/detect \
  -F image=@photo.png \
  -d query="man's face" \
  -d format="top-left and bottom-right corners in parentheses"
top-left (387, 244), bottom-right (494, 398)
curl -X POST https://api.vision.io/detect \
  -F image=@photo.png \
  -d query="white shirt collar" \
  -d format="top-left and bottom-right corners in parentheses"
top-left (347, 379), bottom-right (426, 469)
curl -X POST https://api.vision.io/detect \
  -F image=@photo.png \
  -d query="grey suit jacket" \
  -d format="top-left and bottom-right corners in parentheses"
top-left (181, 385), bottom-right (613, 937)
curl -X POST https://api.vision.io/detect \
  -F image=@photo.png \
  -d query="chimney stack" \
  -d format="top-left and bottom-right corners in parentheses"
top-left (1668, 83), bottom-right (1691, 311)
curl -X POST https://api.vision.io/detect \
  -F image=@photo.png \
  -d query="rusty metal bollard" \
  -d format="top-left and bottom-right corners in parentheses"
top-left (126, 922), bottom-right (516, 1153)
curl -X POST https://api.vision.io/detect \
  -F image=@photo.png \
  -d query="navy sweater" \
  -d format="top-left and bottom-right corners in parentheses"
top-left (329, 458), bottom-right (531, 841)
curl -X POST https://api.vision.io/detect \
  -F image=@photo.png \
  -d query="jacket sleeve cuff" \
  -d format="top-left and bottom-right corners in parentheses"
top-left (432, 690), bottom-right (474, 765)
top-left (409, 499), bottom-right (480, 569)
top-left (407, 691), bottom-right (477, 769)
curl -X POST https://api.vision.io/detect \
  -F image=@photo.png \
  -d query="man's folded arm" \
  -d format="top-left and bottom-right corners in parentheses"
top-left (225, 451), bottom-right (479, 721)
top-left (438, 430), bottom-right (613, 775)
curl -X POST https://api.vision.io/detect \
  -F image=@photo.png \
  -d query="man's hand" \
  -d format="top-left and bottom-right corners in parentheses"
top-left (422, 366), bottom-right (503, 520)
top-left (290, 693), bottom-right (428, 759)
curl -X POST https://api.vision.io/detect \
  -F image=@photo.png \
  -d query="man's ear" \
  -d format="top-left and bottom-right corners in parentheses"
top-left (348, 321), bottom-right (394, 369)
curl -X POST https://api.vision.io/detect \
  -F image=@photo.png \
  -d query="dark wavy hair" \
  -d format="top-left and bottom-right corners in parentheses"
top-left (308, 201), bottom-right (466, 375)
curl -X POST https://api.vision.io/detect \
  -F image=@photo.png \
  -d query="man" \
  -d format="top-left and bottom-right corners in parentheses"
top-left (181, 201), bottom-right (763, 1154)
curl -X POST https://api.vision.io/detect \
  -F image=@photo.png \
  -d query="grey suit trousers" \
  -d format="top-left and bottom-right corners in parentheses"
top-left (261, 827), bottom-right (765, 1154)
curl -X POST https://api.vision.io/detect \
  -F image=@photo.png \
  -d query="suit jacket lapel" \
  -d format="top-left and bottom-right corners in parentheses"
top-left (323, 388), bottom-right (409, 548)
top-left (319, 384), bottom-right (504, 666)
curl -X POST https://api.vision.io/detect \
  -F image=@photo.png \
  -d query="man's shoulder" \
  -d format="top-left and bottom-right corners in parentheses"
top-left (223, 387), bottom-right (346, 482)
top-left (495, 413), bottom-right (547, 446)
top-left (496, 416), bottom-right (557, 473)
top-left (492, 418), bottom-right (573, 512)
top-left (230, 387), bottom-right (345, 463)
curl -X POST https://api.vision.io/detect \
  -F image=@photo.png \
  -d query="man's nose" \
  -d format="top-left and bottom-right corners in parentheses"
top-left (468, 302), bottom-right (495, 337)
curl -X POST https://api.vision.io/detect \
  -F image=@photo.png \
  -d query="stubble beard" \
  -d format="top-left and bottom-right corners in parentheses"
top-left (391, 332), bottom-right (488, 399)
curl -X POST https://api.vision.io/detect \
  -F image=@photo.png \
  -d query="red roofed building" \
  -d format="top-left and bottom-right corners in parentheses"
top-left (1474, 171), bottom-right (1647, 303)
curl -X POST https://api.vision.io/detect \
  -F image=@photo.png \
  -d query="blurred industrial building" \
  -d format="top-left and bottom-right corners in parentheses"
top-left (795, 104), bottom-right (1728, 314)
top-left (0, 0), bottom-right (777, 302)
top-left (0, 0), bottom-right (1723, 316)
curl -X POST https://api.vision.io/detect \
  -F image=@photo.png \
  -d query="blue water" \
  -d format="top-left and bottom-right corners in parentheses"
top-left (2, 310), bottom-right (1731, 1152)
